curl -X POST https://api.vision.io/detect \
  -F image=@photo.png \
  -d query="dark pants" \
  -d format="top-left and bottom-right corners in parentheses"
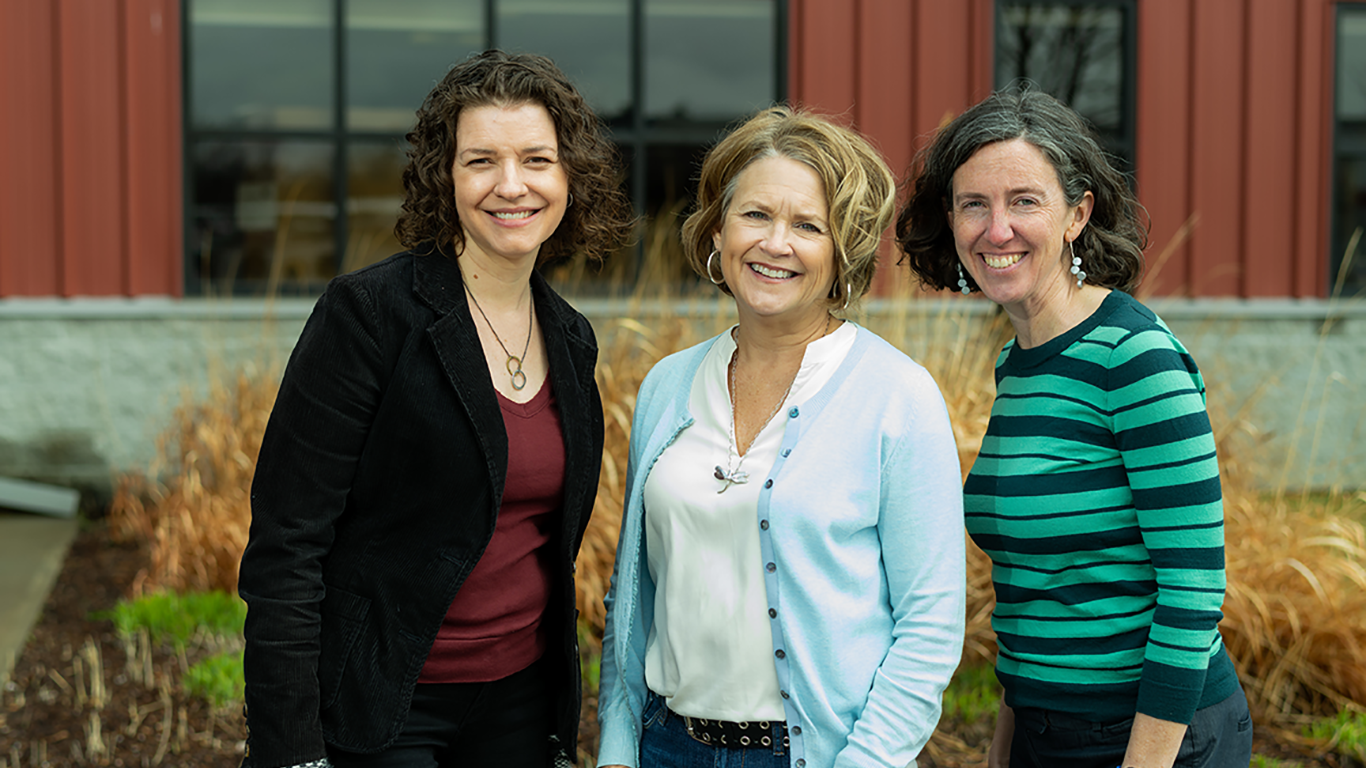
top-left (1010, 687), bottom-right (1253, 768)
top-left (326, 659), bottom-right (552, 768)
top-left (640, 692), bottom-right (789, 768)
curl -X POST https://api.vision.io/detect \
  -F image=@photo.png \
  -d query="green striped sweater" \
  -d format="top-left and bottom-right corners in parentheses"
top-left (964, 290), bottom-right (1238, 725)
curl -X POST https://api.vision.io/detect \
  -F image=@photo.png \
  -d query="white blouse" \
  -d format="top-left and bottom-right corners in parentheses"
top-left (642, 321), bottom-right (857, 722)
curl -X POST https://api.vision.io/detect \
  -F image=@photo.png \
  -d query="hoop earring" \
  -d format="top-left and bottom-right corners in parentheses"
top-left (840, 280), bottom-right (853, 312)
top-left (1069, 240), bottom-right (1086, 288)
top-left (706, 249), bottom-right (725, 285)
top-left (566, 192), bottom-right (574, 208)
top-left (957, 264), bottom-right (971, 294)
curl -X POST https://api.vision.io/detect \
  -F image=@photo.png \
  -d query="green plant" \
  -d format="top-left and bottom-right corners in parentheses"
top-left (941, 663), bottom-right (1002, 724)
top-left (99, 590), bottom-right (246, 648)
top-left (184, 649), bottom-right (246, 709)
top-left (1304, 707), bottom-right (1366, 761)
top-left (578, 618), bottom-right (602, 696)
top-left (1250, 756), bottom-right (1305, 768)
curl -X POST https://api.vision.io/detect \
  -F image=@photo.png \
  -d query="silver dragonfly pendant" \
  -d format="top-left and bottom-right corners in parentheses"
top-left (713, 464), bottom-right (750, 493)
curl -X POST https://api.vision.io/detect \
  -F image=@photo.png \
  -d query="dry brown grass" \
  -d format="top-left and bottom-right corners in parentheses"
top-left (108, 369), bottom-right (277, 596)
top-left (107, 267), bottom-right (1366, 739)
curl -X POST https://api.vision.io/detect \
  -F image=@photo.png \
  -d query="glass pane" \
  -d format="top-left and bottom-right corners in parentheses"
top-left (1332, 7), bottom-right (1366, 296)
top-left (996, 2), bottom-right (1129, 166)
top-left (497, 0), bottom-right (632, 124)
top-left (645, 0), bottom-right (776, 126)
top-left (345, 141), bottom-right (409, 273)
top-left (641, 143), bottom-right (708, 284)
top-left (347, 0), bottom-right (485, 132)
top-left (189, 141), bottom-right (336, 294)
top-left (189, 0), bottom-right (333, 130)
top-left (1338, 9), bottom-right (1366, 121)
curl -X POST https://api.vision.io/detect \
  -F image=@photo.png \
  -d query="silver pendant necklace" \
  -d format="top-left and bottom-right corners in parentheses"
top-left (464, 283), bottom-right (533, 390)
top-left (714, 315), bottom-right (831, 493)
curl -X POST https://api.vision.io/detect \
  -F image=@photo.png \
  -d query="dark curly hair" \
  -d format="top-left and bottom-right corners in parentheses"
top-left (395, 50), bottom-right (634, 265)
top-left (680, 106), bottom-right (897, 313)
top-left (896, 88), bottom-right (1148, 294)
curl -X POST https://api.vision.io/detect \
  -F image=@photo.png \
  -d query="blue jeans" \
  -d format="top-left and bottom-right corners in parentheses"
top-left (1009, 687), bottom-right (1253, 768)
top-left (640, 693), bottom-right (790, 768)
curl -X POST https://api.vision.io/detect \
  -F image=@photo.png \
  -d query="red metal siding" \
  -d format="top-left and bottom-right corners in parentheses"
top-left (124, 0), bottom-right (182, 296)
top-left (1243, 0), bottom-right (1299, 297)
top-left (59, 0), bottom-right (129, 296)
top-left (0, 0), bottom-right (180, 298)
top-left (791, 0), bottom-right (1346, 298)
top-left (1135, 1), bottom-right (1195, 295)
top-left (0, 2), bottom-right (62, 295)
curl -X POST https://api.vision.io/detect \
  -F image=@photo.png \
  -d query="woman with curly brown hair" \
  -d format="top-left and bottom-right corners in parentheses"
top-left (239, 50), bottom-right (632, 768)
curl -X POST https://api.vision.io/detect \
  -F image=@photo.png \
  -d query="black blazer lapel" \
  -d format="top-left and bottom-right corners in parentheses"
top-left (414, 254), bottom-right (509, 512)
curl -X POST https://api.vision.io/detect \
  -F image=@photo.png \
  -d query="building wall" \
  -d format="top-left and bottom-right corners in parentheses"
top-left (0, 0), bottom-right (182, 298)
top-left (787, 0), bottom-right (1357, 299)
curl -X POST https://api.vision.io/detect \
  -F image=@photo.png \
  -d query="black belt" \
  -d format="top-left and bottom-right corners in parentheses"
top-left (682, 714), bottom-right (790, 749)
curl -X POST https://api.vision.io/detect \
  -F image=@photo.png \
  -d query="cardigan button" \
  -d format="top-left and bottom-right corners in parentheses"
top-left (768, 608), bottom-right (777, 618)
top-left (775, 649), bottom-right (785, 659)
top-left (759, 519), bottom-right (769, 530)
top-left (765, 562), bottom-right (776, 573)
top-left (781, 448), bottom-right (791, 457)
top-left (788, 407), bottom-right (799, 418)
top-left (764, 479), bottom-right (773, 489)
top-left (791, 726), bottom-right (802, 736)
top-left (780, 690), bottom-right (790, 699)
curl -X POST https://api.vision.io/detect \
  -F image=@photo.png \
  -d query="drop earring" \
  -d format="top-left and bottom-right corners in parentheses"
top-left (1069, 240), bottom-right (1086, 288)
top-left (957, 264), bottom-right (970, 294)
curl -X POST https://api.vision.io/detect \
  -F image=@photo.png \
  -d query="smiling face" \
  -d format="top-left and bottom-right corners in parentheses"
top-left (711, 155), bottom-right (836, 326)
top-left (452, 102), bottom-right (569, 269)
top-left (949, 138), bottom-right (1093, 316)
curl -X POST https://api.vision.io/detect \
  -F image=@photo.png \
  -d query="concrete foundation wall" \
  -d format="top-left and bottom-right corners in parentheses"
top-left (1, 296), bottom-right (1362, 500)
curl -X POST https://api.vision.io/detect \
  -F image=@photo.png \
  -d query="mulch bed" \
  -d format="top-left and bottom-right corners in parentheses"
top-left (0, 520), bottom-right (1348, 767)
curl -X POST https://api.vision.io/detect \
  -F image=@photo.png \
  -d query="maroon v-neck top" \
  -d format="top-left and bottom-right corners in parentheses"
top-left (419, 380), bottom-right (566, 683)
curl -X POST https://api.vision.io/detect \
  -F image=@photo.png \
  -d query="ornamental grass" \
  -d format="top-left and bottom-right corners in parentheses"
top-left (107, 242), bottom-right (1366, 749)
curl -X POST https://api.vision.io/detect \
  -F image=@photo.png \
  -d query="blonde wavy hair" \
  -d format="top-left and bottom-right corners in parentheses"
top-left (681, 106), bottom-right (897, 310)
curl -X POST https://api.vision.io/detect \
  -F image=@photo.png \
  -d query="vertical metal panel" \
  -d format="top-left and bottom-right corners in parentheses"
top-left (788, 0), bottom-right (859, 114)
top-left (1242, 0), bottom-right (1299, 296)
top-left (123, 0), bottom-right (182, 296)
top-left (1136, 0), bottom-right (1194, 295)
top-left (913, 1), bottom-right (985, 147)
top-left (0, 1), bottom-right (62, 295)
top-left (1295, 0), bottom-right (1334, 296)
top-left (857, 0), bottom-right (914, 175)
top-left (1188, 0), bottom-right (1246, 295)
top-left (56, 0), bottom-right (128, 296)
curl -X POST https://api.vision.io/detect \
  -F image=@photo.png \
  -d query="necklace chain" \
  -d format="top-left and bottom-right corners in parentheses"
top-left (714, 314), bottom-right (832, 493)
top-left (464, 283), bottom-right (533, 391)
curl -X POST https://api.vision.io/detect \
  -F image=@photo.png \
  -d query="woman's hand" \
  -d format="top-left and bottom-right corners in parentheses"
top-left (1121, 712), bottom-right (1187, 768)
top-left (987, 699), bottom-right (1014, 768)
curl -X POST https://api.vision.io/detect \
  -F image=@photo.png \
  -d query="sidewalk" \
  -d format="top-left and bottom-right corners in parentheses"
top-left (0, 511), bottom-right (78, 685)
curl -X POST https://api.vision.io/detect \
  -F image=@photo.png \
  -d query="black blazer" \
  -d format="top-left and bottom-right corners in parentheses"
top-left (238, 250), bottom-right (604, 767)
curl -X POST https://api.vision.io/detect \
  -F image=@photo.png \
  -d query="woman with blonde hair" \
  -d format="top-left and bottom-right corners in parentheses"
top-left (596, 107), bottom-right (966, 768)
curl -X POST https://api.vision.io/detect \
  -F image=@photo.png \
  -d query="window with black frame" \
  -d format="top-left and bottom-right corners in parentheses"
top-left (1333, 5), bottom-right (1366, 297)
top-left (994, 0), bottom-right (1136, 176)
top-left (184, 0), bottom-right (781, 295)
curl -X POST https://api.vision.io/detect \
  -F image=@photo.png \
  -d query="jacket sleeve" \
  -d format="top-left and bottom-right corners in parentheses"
top-left (835, 365), bottom-right (966, 767)
top-left (238, 277), bottom-right (388, 768)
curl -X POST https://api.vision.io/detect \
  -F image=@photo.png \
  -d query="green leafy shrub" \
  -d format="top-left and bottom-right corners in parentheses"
top-left (184, 650), bottom-right (246, 709)
top-left (100, 590), bottom-right (246, 648)
top-left (942, 663), bottom-right (1002, 724)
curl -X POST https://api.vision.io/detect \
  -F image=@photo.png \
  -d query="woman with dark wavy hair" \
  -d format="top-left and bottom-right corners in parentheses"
top-left (239, 50), bottom-right (632, 768)
top-left (897, 88), bottom-right (1252, 768)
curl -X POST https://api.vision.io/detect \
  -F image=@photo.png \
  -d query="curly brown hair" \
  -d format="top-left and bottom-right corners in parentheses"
top-left (896, 88), bottom-right (1148, 294)
top-left (395, 50), bottom-right (634, 265)
top-left (680, 106), bottom-right (897, 312)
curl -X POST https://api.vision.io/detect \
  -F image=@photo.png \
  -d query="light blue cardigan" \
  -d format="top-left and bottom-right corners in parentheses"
top-left (596, 326), bottom-right (966, 768)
